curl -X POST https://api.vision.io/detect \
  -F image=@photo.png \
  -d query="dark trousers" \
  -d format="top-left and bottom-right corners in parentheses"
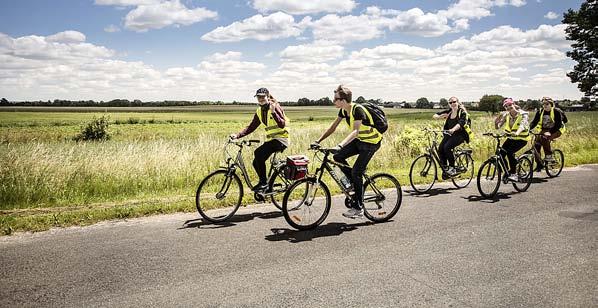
top-left (500, 139), bottom-right (527, 173)
top-left (253, 140), bottom-right (286, 184)
top-left (534, 130), bottom-right (561, 163)
top-left (438, 134), bottom-right (466, 168)
top-left (333, 139), bottom-right (381, 209)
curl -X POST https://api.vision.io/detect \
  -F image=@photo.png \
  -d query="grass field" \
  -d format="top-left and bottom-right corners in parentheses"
top-left (1, 106), bottom-right (597, 234)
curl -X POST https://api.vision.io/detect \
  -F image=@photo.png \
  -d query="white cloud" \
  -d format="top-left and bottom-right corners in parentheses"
top-left (440, 0), bottom-right (527, 20)
top-left (280, 44), bottom-right (344, 62)
top-left (46, 31), bottom-right (86, 44)
top-left (202, 12), bottom-right (309, 42)
top-left (308, 14), bottom-right (385, 44)
top-left (251, 0), bottom-right (356, 15)
top-left (104, 25), bottom-right (121, 33)
top-left (350, 43), bottom-right (435, 60)
top-left (124, 0), bottom-right (217, 32)
top-left (544, 11), bottom-right (559, 19)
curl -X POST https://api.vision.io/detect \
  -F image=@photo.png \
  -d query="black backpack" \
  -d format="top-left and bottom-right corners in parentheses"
top-left (359, 102), bottom-right (388, 133)
top-left (557, 108), bottom-right (568, 124)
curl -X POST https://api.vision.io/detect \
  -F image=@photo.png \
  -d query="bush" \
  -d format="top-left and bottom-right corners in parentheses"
top-left (74, 116), bottom-right (110, 141)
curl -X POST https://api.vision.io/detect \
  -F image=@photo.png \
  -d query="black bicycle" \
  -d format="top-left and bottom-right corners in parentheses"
top-left (520, 132), bottom-right (565, 178)
top-left (409, 128), bottom-right (474, 193)
top-left (281, 144), bottom-right (402, 230)
top-left (195, 138), bottom-right (295, 222)
top-left (476, 133), bottom-right (533, 198)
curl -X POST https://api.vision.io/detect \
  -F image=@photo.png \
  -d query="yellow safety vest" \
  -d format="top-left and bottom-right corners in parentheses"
top-left (504, 112), bottom-right (530, 141)
top-left (535, 107), bottom-right (565, 134)
top-left (256, 106), bottom-right (289, 141)
top-left (342, 103), bottom-right (383, 144)
top-left (457, 108), bottom-right (473, 142)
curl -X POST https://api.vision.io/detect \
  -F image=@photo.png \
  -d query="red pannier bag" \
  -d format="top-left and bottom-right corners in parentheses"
top-left (284, 155), bottom-right (310, 180)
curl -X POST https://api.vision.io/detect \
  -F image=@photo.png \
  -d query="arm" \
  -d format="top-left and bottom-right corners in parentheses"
top-left (270, 103), bottom-right (286, 128)
top-left (433, 109), bottom-right (449, 120)
top-left (235, 114), bottom-right (260, 138)
top-left (448, 110), bottom-right (467, 133)
top-left (338, 120), bottom-right (360, 147)
top-left (515, 112), bottom-right (529, 135)
top-left (529, 110), bottom-right (540, 131)
top-left (316, 117), bottom-right (343, 143)
top-left (495, 112), bottom-right (506, 129)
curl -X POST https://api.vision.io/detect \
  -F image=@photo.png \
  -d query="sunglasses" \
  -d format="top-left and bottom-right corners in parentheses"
top-left (449, 101), bottom-right (458, 104)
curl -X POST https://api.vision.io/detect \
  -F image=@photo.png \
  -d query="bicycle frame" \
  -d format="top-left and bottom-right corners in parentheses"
top-left (484, 134), bottom-right (512, 179)
top-left (421, 129), bottom-right (468, 178)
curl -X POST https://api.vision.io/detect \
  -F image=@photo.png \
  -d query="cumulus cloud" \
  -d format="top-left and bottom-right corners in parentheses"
top-left (201, 12), bottom-right (309, 42)
top-left (124, 0), bottom-right (217, 32)
top-left (46, 31), bottom-right (87, 43)
top-left (251, 0), bottom-right (356, 15)
top-left (280, 43), bottom-right (344, 62)
top-left (544, 11), bottom-right (559, 19)
top-left (349, 43), bottom-right (435, 60)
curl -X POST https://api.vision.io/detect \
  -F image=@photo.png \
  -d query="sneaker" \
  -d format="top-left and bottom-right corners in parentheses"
top-left (545, 155), bottom-right (555, 162)
top-left (507, 174), bottom-right (519, 182)
top-left (342, 208), bottom-right (364, 219)
top-left (446, 166), bottom-right (457, 177)
top-left (252, 182), bottom-right (268, 192)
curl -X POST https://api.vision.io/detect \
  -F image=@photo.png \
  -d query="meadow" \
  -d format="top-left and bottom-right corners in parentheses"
top-left (1, 106), bottom-right (597, 234)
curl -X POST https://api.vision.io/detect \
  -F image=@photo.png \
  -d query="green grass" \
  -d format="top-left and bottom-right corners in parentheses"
top-left (1, 106), bottom-right (597, 235)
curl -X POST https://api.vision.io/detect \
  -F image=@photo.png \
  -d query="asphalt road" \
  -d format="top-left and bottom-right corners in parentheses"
top-left (1, 165), bottom-right (597, 307)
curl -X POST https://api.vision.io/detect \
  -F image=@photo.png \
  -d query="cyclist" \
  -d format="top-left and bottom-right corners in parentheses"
top-left (529, 96), bottom-right (564, 171)
top-left (230, 88), bottom-right (289, 192)
top-left (312, 85), bottom-right (383, 219)
top-left (494, 98), bottom-right (530, 181)
top-left (432, 96), bottom-right (473, 179)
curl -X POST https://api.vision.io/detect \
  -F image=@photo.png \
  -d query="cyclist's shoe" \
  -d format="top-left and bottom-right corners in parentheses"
top-left (534, 163), bottom-right (544, 172)
top-left (441, 172), bottom-right (449, 180)
top-left (507, 174), bottom-right (519, 182)
top-left (342, 208), bottom-right (363, 219)
top-left (252, 182), bottom-right (268, 192)
top-left (446, 166), bottom-right (457, 177)
top-left (545, 155), bottom-right (555, 162)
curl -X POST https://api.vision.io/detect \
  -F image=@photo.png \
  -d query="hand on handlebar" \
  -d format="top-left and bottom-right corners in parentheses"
top-left (229, 134), bottom-right (238, 140)
top-left (330, 144), bottom-right (342, 154)
top-left (310, 141), bottom-right (321, 150)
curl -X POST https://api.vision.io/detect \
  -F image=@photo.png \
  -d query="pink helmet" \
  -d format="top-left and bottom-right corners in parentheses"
top-left (502, 98), bottom-right (514, 107)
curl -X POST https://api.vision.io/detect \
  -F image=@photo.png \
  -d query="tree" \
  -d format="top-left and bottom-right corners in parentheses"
top-left (478, 94), bottom-right (504, 113)
top-left (0, 98), bottom-right (9, 106)
top-left (563, 0), bottom-right (598, 98)
top-left (415, 97), bottom-right (431, 109)
top-left (439, 98), bottom-right (448, 108)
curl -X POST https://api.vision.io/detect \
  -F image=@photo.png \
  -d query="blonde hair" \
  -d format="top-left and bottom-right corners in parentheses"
top-left (334, 85), bottom-right (352, 103)
top-left (449, 96), bottom-right (467, 112)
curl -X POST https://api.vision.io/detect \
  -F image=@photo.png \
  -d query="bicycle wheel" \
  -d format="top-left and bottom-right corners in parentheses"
top-left (452, 152), bottom-right (474, 188)
top-left (545, 149), bottom-right (564, 178)
top-left (268, 167), bottom-right (291, 210)
top-left (512, 156), bottom-right (533, 192)
top-left (477, 159), bottom-right (501, 198)
top-left (363, 173), bottom-right (402, 223)
top-left (282, 178), bottom-right (331, 230)
top-left (409, 154), bottom-right (436, 193)
top-left (196, 170), bottom-right (243, 223)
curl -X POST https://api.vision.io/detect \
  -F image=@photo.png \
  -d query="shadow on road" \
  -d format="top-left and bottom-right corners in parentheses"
top-left (264, 220), bottom-right (380, 243)
top-left (463, 191), bottom-right (519, 204)
top-left (405, 187), bottom-right (457, 198)
top-left (530, 177), bottom-right (549, 184)
top-left (179, 210), bottom-right (283, 229)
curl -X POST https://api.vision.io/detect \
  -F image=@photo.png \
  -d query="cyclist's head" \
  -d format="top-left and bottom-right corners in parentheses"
top-left (502, 98), bottom-right (515, 109)
top-left (334, 85), bottom-right (352, 106)
top-left (541, 96), bottom-right (554, 107)
top-left (449, 96), bottom-right (459, 107)
top-left (254, 88), bottom-right (269, 104)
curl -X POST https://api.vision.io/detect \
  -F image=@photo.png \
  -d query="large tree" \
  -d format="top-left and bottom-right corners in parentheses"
top-left (478, 95), bottom-right (504, 113)
top-left (563, 0), bottom-right (598, 98)
top-left (415, 97), bottom-right (431, 109)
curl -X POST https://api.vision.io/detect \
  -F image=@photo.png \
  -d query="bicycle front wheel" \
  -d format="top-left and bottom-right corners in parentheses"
top-left (196, 170), bottom-right (243, 223)
top-left (363, 173), bottom-right (402, 223)
top-left (268, 167), bottom-right (291, 210)
top-left (409, 154), bottom-right (436, 193)
top-left (512, 156), bottom-right (533, 192)
top-left (452, 152), bottom-right (474, 188)
top-left (545, 149), bottom-right (564, 178)
top-left (477, 159), bottom-right (501, 198)
top-left (282, 178), bottom-right (331, 230)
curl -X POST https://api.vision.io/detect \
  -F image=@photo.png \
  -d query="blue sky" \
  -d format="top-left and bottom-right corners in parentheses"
top-left (0, 0), bottom-right (585, 102)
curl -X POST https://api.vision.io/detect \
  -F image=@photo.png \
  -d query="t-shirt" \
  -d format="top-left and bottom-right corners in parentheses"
top-left (542, 113), bottom-right (555, 129)
top-left (338, 105), bottom-right (372, 127)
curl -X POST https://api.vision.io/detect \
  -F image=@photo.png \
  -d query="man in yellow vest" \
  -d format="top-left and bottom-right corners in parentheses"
top-left (529, 96), bottom-right (564, 171)
top-left (494, 98), bottom-right (530, 182)
top-left (312, 85), bottom-right (383, 219)
top-left (231, 88), bottom-right (289, 192)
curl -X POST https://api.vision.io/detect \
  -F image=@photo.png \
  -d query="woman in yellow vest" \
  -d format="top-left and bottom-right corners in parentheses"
top-left (494, 98), bottom-right (530, 182)
top-left (231, 88), bottom-right (289, 192)
top-left (529, 96), bottom-right (564, 171)
top-left (432, 96), bottom-right (473, 179)
top-left (312, 85), bottom-right (383, 219)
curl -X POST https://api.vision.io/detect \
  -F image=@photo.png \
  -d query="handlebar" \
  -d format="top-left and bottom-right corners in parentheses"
top-left (423, 127), bottom-right (452, 136)
top-left (309, 143), bottom-right (337, 154)
top-left (228, 138), bottom-right (261, 147)
top-left (482, 132), bottom-right (513, 138)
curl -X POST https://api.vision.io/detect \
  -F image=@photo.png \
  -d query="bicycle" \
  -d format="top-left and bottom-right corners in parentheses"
top-left (520, 132), bottom-right (565, 178)
top-left (409, 128), bottom-right (474, 193)
top-left (476, 133), bottom-right (533, 198)
top-left (195, 138), bottom-right (297, 223)
top-left (281, 144), bottom-right (402, 230)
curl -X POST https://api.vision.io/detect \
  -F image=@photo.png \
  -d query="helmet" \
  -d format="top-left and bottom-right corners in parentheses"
top-left (541, 96), bottom-right (554, 105)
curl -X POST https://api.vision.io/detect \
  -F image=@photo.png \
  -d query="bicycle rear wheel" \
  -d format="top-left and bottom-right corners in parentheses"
top-left (545, 149), bottom-right (564, 178)
top-left (477, 159), bottom-right (501, 198)
top-left (363, 173), bottom-right (402, 223)
top-left (409, 154), bottom-right (436, 193)
top-left (452, 152), bottom-right (474, 188)
top-left (282, 178), bottom-right (331, 230)
top-left (268, 167), bottom-right (291, 210)
top-left (196, 170), bottom-right (243, 223)
top-left (512, 156), bottom-right (533, 192)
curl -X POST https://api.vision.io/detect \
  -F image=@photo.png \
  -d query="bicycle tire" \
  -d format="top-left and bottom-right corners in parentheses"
top-left (362, 173), bottom-right (402, 223)
top-left (512, 156), bottom-right (533, 192)
top-left (282, 178), bottom-right (331, 230)
top-left (268, 167), bottom-right (291, 210)
top-left (545, 149), bottom-right (564, 178)
top-left (409, 154), bottom-right (436, 193)
top-left (452, 152), bottom-right (474, 189)
top-left (196, 170), bottom-right (243, 223)
top-left (477, 159), bottom-right (501, 198)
